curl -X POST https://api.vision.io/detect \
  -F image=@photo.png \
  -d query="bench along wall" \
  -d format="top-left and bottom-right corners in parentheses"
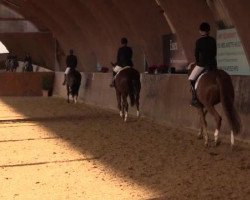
top-left (53, 72), bottom-right (250, 142)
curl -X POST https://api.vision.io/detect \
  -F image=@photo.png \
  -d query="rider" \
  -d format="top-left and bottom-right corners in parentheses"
top-left (188, 22), bottom-right (217, 107)
top-left (23, 53), bottom-right (33, 72)
top-left (24, 53), bottom-right (32, 65)
top-left (5, 53), bottom-right (12, 71)
top-left (63, 49), bottom-right (78, 85)
top-left (110, 37), bottom-right (133, 87)
top-left (12, 55), bottom-right (19, 72)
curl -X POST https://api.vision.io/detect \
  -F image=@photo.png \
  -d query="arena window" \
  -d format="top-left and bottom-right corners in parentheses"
top-left (0, 41), bottom-right (9, 54)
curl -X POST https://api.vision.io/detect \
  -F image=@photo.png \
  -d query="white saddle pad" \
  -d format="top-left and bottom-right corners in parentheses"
top-left (195, 72), bottom-right (207, 90)
top-left (114, 66), bottom-right (131, 78)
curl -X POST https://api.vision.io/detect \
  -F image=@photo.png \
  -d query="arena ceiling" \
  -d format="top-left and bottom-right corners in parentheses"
top-left (0, 0), bottom-right (250, 72)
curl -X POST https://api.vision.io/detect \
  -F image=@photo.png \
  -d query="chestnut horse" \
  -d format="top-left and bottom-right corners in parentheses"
top-left (187, 63), bottom-right (241, 147)
top-left (113, 67), bottom-right (141, 122)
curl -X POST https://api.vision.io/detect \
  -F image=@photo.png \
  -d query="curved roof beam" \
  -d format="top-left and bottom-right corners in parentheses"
top-left (159, 0), bottom-right (215, 62)
top-left (1, 0), bottom-right (174, 71)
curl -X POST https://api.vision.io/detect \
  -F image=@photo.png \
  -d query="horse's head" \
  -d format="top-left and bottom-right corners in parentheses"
top-left (186, 62), bottom-right (196, 76)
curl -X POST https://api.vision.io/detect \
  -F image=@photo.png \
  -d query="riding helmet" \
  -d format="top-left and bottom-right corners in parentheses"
top-left (121, 37), bottom-right (128, 45)
top-left (199, 22), bottom-right (210, 32)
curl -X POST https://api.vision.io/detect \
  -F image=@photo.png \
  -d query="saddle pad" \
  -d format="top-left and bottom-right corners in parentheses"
top-left (114, 66), bottom-right (131, 79)
top-left (195, 72), bottom-right (207, 90)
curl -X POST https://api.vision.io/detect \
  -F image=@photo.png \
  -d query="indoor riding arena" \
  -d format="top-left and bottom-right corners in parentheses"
top-left (0, 1), bottom-right (250, 200)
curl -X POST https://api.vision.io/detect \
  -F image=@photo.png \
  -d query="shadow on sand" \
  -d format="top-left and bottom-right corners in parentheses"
top-left (0, 97), bottom-right (250, 199)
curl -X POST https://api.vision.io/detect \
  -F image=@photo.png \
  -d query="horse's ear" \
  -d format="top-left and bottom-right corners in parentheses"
top-left (111, 62), bottom-right (115, 67)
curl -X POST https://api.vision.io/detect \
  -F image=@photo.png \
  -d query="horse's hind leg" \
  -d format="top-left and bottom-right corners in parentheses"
top-left (122, 94), bottom-right (129, 122)
top-left (198, 108), bottom-right (209, 147)
top-left (136, 95), bottom-right (140, 117)
top-left (132, 79), bottom-right (141, 118)
top-left (67, 86), bottom-right (70, 103)
top-left (197, 108), bottom-right (207, 140)
top-left (135, 88), bottom-right (140, 117)
top-left (73, 95), bottom-right (78, 103)
top-left (231, 131), bottom-right (235, 148)
top-left (207, 106), bottom-right (222, 146)
top-left (73, 84), bottom-right (81, 104)
top-left (116, 91), bottom-right (122, 117)
top-left (73, 91), bottom-right (78, 104)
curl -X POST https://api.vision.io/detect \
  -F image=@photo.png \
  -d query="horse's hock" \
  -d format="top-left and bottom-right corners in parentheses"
top-left (0, 72), bottom-right (54, 96)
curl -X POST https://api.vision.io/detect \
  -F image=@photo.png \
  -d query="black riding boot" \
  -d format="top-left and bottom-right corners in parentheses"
top-left (109, 71), bottom-right (116, 87)
top-left (190, 80), bottom-right (202, 107)
top-left (62, 74), bottom-right (66, 85)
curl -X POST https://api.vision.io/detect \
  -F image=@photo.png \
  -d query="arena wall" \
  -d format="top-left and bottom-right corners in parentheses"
top-left (53, 72), bottom-right (250, 142)
top-left (0, 72), bottom-right (54, 96)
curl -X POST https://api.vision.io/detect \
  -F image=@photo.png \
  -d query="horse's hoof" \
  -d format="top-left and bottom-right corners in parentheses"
top-left (119, 111), bottom-right (123, 118)
top-left (231, 144), bottom-right (235, 151)
top-left (214, 140), bottom-right (221, 147)
top-left (197, 134), bottom-right (203, 140)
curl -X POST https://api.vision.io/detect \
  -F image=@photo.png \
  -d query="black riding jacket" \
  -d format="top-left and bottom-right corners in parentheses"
top-left (66, 54), bottom-right (77, 69)
top-left (195, 35), bottom-right (217, 70)
top-left (116, 45), bottom-right (133, 67)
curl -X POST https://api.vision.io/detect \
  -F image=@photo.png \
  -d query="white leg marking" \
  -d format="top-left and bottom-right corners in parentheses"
top-left (74, 96), bottom-right (77, 104)
top-left (119, 111), bottom-right (123, 117)
top-left (214, 129), bottom-right (219, 142)
top-left (231, 131), bottom-right (235, 146)
top-left (137, 110), bottom-right (140, 117)
top-left (197, 129), bottom-right (203, 139)
top-left (124, 112), bottom-right (128, 122)
top-left (204, 129), bottom-right (209, 147)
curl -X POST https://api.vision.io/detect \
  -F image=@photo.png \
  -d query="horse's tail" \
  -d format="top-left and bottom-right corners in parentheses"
top-left (68, 71), bottom-right (81, 96)
top-left (128, 80), bottom-right (136, 107)
top-left (73, 71), bottom-right (82, 95)
top-left (217, 71), bottom-right (241, 134)
top-left (128, 75), bottom-right (140, 107)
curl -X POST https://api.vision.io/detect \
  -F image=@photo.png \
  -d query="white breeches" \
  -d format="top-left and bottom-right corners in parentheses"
top-left (113, 65), bottom-right (123, 73)
top-left (65, 67), bottom-right (70, 74)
